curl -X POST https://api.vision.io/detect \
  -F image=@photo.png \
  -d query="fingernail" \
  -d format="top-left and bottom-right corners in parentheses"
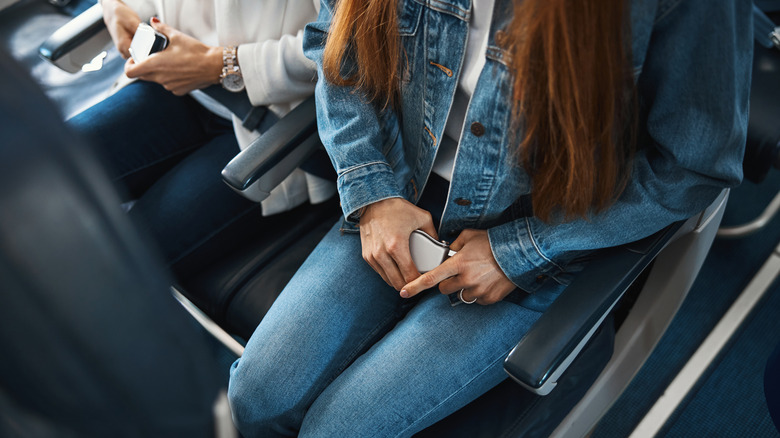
top-left (151, 16), bottom-right (160, 23)
top-left (400, 289), bottom-right (409, 298)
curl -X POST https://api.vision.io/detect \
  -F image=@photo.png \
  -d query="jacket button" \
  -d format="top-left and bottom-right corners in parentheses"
top-left (495, 30), bottom-right (508, 48)
top-left (454, 198), bottom-right (472, 206)
top-left (470, 122), bottom-right (485, 137)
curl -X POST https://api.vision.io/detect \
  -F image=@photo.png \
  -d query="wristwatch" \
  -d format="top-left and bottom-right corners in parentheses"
top-left (220, 46), bottom-right (245, 93)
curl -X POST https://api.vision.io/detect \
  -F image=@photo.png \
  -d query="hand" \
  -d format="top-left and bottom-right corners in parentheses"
top-left (102, 0), bottom-right (142, 59)
top-left (400, 229), bottom-right (516, 305)
top-left (124, 18), bottom-right (223, 96)
top-left (359, 198), bottom-right (438, 291)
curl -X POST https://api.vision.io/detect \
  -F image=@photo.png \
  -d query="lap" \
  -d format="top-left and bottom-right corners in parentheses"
top-left (127, 132), bottom-right (256, 269)
top-left (230, 220), bottom-right (543, 437)
top-left (229, 222), bottom-right (407, 434)
top-left (68, 81), bottom-right (247, 268)
top-left (233, 221), bottom-right (406, 383)
top-left (67, 81), bottom-right (233, 197)
top-left (301, 290), bottom-right (541, 437)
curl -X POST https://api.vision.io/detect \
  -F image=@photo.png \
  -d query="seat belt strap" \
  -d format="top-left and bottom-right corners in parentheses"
top-left (200, 85), bottom-right (268, 132)
top-left (754, 4), bottom-right (780, 49)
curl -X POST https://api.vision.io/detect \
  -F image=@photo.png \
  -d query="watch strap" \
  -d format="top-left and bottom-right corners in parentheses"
top-left (220, 45), bottom-right (240, 79)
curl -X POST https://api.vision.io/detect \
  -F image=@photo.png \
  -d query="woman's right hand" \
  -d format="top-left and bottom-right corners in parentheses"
top-left (102, 0), bottom-right (142, 59)
top-left (359, 198), bottom-right (438, 291)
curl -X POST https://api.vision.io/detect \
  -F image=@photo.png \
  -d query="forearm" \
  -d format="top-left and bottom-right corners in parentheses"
top-left (304, 8), bottom-right (402, 220)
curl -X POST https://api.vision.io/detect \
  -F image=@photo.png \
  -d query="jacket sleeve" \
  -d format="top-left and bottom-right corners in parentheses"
top-left (302, 0), bottom-right (404, 220)
top-left (488, 0), bottom-right (753, 292)
top-left (237, 1), bottom-right (319, 107)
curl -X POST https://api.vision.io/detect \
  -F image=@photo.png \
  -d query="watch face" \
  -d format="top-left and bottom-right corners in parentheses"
top-left (222, 73), bottom-right (245, 92)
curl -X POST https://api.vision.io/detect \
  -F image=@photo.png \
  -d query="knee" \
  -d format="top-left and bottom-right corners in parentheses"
top-left (227, 358), bottom-right (303, 437)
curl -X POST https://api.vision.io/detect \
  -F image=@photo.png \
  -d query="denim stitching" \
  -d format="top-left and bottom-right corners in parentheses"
top-left (486, 46), bottom-right (509, 66)
top-left (427, 0), bottom-right (470, 20)
top-left (524, 216), bottom-right (564, 272)
top-left (338, 161), bottom-right (393, 178)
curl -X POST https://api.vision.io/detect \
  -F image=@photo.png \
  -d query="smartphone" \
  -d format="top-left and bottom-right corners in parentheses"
top-left (128, 22), bottom-right (168, 63)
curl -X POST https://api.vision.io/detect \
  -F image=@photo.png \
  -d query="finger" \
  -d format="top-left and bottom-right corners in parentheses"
top-left (364, 254), bottom-right (391, 288)
top-left (388, 239), bottom-right (420, 284)
top-left (401, 259), bottom-right (458, 298)
top-left (437, 276), bottom-right (465, 295)
top-left (123, 58), bottom-right (140, 77)
top-left (149, 16), bottom-right (171, 38)
top-left (419, 220), bottom-right (438, 241)
top-left (375, 251), bottom-right (406, 291)
top-left (117, 37), bottom-right (132, 59)
top-left (458, 288), bottom-right (479, 305)
top-left (126, 54), bottom-right (161, 78)
top-left (449, 231), bottom-right (468, 252)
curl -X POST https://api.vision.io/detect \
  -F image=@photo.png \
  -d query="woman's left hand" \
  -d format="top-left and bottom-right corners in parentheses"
top-left (124, 18), bottom-right (223, 96)
top-left (400, 229), bottom-right (517, 305)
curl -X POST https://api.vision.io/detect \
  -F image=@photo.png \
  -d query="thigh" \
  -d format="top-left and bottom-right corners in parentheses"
top-left (229, 223), bottom-right (410, 436)
top-left (300, 293), bottom-right (542, 438)
top-left (67, 81), bottom-right (224, 197)
top-left (127, 132), bottom-right (257, 270)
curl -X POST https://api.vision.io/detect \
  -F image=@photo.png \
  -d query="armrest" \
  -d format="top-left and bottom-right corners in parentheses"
top-left (38, 3), bottom-right (111, 73)
top-left (504, 221), bottom-right (683, 396)
top-left (221, 96), bottom-right (320, 202)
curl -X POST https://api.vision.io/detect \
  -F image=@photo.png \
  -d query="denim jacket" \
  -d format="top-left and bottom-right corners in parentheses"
top-left (303, 0), bottom-right (752, 311)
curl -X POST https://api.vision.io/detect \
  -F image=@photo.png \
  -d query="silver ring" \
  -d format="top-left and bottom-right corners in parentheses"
top-left (458, 289), bottom-right (477, 304)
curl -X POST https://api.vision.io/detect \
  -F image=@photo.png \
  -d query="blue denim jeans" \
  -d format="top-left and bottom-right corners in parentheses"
top-left (67, 81), bottom-right (261, 278)
top-left (227, 220), bottom-right (543, 437)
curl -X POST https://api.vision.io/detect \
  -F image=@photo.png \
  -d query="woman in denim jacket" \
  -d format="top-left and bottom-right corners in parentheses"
top-left (229, 0), bottom-right (752, 436)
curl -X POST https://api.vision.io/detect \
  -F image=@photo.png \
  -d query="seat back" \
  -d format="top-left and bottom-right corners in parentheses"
top-left (0, 48), bottom-right (222, 437)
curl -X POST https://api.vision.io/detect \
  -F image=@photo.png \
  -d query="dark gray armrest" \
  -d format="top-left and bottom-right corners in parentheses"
top-left (504, 221), bottom-right (683, 395)
top-left (221, 96), bottom-right (320, 202)
top-left (39, 3), bottom-right (110, 73)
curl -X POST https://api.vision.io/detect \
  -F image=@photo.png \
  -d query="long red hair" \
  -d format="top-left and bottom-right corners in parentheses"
top-left (323, 0), bottom-right (637, 221)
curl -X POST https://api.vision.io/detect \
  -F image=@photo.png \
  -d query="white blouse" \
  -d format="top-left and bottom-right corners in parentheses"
top-left (110, 0), bottom-right (335, 214)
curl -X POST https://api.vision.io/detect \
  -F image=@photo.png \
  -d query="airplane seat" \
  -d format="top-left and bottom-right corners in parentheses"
top-left (744, 9), bottom-right (780, 185)
top-left (30, 4), bottom-right (738, 437)
top-left (750, 5), bottom-right (780, 432)
top-left (0, 46), bottom-right (229, 438)
top-left (22, 1), bottom-right (343, 340)
top-left (0, 0), bottom-right (123, 119)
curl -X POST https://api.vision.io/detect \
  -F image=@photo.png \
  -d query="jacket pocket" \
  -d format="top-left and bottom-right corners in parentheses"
top-left (399, 0), bottom-right (424, 36)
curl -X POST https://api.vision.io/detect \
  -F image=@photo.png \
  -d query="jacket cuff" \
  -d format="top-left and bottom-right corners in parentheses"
top-left (487, 217), bottom-right (561, 293)
top-left (337, 161), bottom-right (402, 223)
